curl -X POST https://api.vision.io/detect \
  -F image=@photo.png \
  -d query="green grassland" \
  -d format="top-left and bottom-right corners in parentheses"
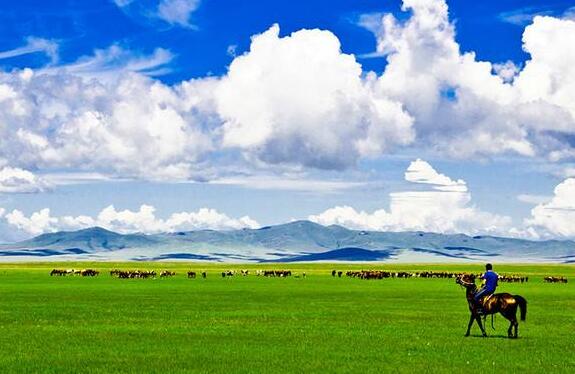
top-left (0, 263), bottom-right (573, 373)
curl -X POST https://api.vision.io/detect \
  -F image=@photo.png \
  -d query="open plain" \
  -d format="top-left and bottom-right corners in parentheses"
top-left (1, 263), bottom-right (574, 373)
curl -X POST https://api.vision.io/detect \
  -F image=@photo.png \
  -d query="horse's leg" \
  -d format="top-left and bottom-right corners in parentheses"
top-left (501, 311), bottom-right (516, 338)
top-left (465, 313), bottom-right (474, 336)
top-left (475, 313), bottom-right (487, 337)
top-left (502, 305), bottom-right (520, 339)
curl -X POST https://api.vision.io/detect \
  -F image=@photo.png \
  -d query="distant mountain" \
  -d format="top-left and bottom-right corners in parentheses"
top-left (1, 220), bottom-right (574, 263)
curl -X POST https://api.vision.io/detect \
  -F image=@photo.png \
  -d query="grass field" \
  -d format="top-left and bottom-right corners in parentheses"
top-left (0, 263), bottom-right (573, 373)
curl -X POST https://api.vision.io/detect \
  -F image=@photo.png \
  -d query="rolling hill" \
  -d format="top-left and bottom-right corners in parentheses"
top-left (0, 220), bottom-right (574, 262)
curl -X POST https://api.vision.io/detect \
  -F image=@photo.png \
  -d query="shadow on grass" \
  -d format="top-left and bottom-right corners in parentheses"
top-left (465, 334), bottom-right (525, 339)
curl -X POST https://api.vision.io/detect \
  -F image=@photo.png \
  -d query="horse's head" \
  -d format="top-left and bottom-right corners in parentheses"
top-left (456, 273), bottom-right (476, 289)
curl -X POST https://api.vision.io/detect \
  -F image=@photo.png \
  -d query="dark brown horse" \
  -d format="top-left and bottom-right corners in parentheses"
top-left (456, 274), bottom-right (527, 338)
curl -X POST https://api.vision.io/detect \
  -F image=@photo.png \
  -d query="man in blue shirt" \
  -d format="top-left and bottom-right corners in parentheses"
top-left (474, 263), bottom-right (498, 313)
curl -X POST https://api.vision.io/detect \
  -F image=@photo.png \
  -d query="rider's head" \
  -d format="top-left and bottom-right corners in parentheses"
top-left (485, 263), bottom-right (493, 271)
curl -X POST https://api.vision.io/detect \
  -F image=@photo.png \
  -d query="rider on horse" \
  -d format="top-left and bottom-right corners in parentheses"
top-left (474, 263), bottom-right (498, 313)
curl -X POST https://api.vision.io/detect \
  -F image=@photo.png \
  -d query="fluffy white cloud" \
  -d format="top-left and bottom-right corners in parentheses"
top-left (524, 178), bottom-right (575, 237)
top-left (2, 0), bottom-right (575, 181)
top-left (309, 159), bottom-right (511, 235)
top-left (0, 65), bottom-right (215, 180)
top-left (0, 167), bottom-right (47, 193)
top-left (4, 205), bottom-right (258, 235)
top-left (368, 0), bottom-right (575, 159)
top-left (404, 158), bottom-right (466, 192)
top-left (216, 24), bottom-right (414, 170)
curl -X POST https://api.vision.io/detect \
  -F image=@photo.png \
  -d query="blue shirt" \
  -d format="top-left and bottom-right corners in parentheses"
top-left (482, 270), bottom-right (498, 292)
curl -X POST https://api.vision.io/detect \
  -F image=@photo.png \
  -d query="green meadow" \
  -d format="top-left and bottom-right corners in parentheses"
top-left (0, 263), bottom-right (573, 373)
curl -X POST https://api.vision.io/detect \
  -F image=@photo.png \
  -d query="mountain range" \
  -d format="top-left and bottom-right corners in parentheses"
top-left (1, 220), bottom-right (574, 263)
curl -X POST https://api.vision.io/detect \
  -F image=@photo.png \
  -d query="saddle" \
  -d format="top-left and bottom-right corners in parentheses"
top-left (477, 293), bottom-right (495, 314)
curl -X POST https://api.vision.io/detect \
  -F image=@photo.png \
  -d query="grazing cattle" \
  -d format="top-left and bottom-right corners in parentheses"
top-left (544, 276), bottom-right (568, 283)
top-left (187, 271), bottom-right (196, 278)
top-left (499, 274), bottom-right (529, 283)
top-left (202, 271), bottom-right (207, 278)
top-left (51, 268), bottom-right (99, 276)
top-left (80, 269), bottom-right (99, 277)
top-left (332, 270), bottom-right (336, 277)
top-left (111, 270), bottom-right (156, 279)
top-left (160, 270), bottom-right (176, 278)
top-left (261, 270), bottom-right (292, 277)
top-left (337, 271), bottom-right (342, 278)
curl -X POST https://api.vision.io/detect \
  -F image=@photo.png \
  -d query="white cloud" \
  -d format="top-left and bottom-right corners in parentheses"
top-left (210, 175), bottom-right (366, 192)
top-left (114, 0), bottom-right (200, 29)
top-left (40, 45), bottom-right (174, 79)
top-left (404, 158), bottom-right (466, 192)
top-left (0, 66), bottom-right (215, 180)
top-left (157, 0), bottom-right (200, 28)
top-left (309, 159), bottom-right (512, 235)
top-left (113, 0), bottom-right (133, 7)
top-left (2, 0), bottom-right (575, 182)
top-left (6, 208), bottom-right (57, 236)
top-left (517, 194), bottom-right (552, 205)
top-left (493, 61), bottom-right (520, 83)
top-left (0, 167), bottom-right (47, 193)
top-left (0, 37), bottom-right (58, 64)
top-left (216, 24), bottom-right (414, 170)
top-left (524, 178), bottom-right (575, 237)
top-left (4, 204), bottom-right (259, 235)
top-left (366, 0), bottom-right (575, 160)
top-left (498, 7), bottom-right (554, 26)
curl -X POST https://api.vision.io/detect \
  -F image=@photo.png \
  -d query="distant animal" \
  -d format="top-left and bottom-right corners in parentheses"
top-left (202, 271), bottom-right (207, 278)
top-left (187, 271), bottom-right (196, 278)
top-left (50, 269), bottom-right (66, 276)
top-left (544, 276), bottom-right (567, 283)
top-left (332, 270), bottom-right (336, 277)
top-left (160, 270), bottom-right (176, 277)
top-left (456, 274), bottom-right (527, 338)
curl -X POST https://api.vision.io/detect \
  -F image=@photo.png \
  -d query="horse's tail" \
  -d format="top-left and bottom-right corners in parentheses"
top-left (514, 295), bottom-right (527, 321)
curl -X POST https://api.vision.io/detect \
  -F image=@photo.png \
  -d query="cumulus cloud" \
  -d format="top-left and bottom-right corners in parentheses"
top-left (309, 159), bottom-right (512, 235)
top-left (0, 167), bottom-right (47, 193)
top-left (524, 178), bottom-right (575, 237)
top-left (404, 158), bottom-right (466, 192)
top-left (2, 0), bottom-right (575, 182)
top-left (4, 205), bottom-right (258, 235)
top-left (216, 24), bottom-right (414, 170)
top-left (0, 66), bottom-right (216, 180)
top-left (367, 0), bottom-right (575, 160)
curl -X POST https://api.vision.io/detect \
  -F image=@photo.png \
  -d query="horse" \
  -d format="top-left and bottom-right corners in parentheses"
top-left (455, 273), bottom-right (527, 338)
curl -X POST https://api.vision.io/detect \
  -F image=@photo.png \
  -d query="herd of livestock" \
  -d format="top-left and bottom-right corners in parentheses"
top-left (334, 270), bottom-right (531, 282)
top-left (544, 276), bottom-right (568, 283)
top-left (48, 268), bottom-right (567, 283)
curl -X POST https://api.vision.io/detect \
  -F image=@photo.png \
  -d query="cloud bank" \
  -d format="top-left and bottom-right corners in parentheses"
top-left (2, 0), bottom-right (575, 181)
top-left (5, 205), bottom-right (258, 235)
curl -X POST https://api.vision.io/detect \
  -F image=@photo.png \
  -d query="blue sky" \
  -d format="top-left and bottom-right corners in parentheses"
top-left (0, 0), bottom-right (575, 241)
top-left (3, 0), bottom-right (572, 80)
